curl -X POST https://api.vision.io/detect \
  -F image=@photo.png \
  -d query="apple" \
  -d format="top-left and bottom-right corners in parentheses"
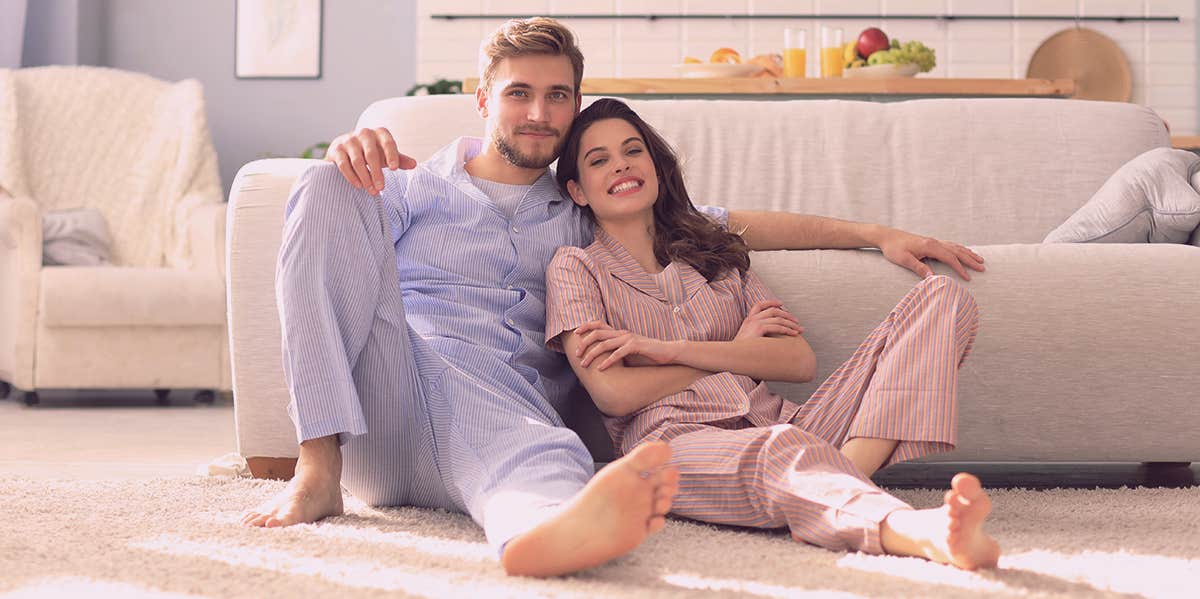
top-left (856, 27), bottom-right (890, 59)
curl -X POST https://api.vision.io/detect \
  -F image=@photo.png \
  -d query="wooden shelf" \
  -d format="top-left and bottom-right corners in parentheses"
top-left (463, 77), bottom-right (1075, 97)
top-left (1172, 136), bottom-right (1200, 150)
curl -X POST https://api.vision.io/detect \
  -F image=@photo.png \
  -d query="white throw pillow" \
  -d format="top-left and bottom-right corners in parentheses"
top-left (1043, 147), bottom-right (1200, 245)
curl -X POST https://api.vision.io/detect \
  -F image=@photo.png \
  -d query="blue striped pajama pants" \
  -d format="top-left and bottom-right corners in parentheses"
top-left (275, 177), bottom-right (594, 553)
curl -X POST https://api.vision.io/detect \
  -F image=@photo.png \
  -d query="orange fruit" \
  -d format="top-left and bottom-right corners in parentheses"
top-left (683, 56), bottom-right (702, 64)
top-left (709, 47), bottom-right (742, 64)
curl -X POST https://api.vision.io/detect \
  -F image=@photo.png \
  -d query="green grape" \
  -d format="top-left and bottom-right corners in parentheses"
top-left (867, 49), bottom-right (896, 65)
top-left (869, 39), bottom-right (937, 72)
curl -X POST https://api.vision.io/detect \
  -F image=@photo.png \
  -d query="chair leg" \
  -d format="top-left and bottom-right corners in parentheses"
top-left (0, 381), bottom-right (10, 399)
top-left (154, 388), bottom-right (171, 406)
top-left (22, 392), bottom-right (39, 406)
top-left (193, 390), bottom-right (215, 404)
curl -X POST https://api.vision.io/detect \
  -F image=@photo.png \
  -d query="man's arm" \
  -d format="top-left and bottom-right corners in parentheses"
top-left (727, 210), bottom-right (986, 280)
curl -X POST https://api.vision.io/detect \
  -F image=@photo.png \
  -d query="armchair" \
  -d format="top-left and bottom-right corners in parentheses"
top-left (0, 66), bottom-right (230, 404)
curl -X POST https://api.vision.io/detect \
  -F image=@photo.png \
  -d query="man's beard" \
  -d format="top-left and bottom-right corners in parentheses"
top-left (493, 127), bottom-right (563, 169)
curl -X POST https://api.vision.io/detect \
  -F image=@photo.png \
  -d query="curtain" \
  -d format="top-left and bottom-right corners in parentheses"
top-left (0, 0), bottom-right (27, 68)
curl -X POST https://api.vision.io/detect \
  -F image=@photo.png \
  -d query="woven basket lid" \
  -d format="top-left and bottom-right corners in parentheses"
top-left (1026, 27), bottom-right (1132, 102)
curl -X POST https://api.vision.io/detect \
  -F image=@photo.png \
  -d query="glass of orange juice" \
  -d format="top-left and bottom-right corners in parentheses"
top-left (783, 28), bottom-right (806, 78)
top-left (820, 26), bottom-right (844, 78)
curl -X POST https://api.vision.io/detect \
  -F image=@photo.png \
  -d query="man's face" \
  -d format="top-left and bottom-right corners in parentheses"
top-left (478, 54), bottom-right (581, 170)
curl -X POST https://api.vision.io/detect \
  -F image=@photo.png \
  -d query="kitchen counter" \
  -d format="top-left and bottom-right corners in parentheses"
top-left (462, 77), bottom-right (1075, 99)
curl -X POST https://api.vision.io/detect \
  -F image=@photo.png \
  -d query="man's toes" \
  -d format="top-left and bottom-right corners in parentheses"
top-left (654, 494), bottom-right (672, 515)
top-left (248, 513), bottom-right (272, 527)
top-left (625, 442), bottom-right (672, 472)
top-left (660, 467), bottom-right (681, 486)
top-left (647, 515), bottom-right (667, 534)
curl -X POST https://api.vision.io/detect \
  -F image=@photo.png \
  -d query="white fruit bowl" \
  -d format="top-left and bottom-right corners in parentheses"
top-left (673, 63), bottom-right (764, 78)
top-left (842, 63), bottom-right (921, 79)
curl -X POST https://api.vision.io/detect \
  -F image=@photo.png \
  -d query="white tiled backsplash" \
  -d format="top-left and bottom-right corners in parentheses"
top-left (417, 0), bottom-right (1198, 134)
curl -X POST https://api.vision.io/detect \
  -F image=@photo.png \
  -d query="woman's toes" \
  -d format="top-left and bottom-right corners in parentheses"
top-left (952, 472), bottom-right (982, 496)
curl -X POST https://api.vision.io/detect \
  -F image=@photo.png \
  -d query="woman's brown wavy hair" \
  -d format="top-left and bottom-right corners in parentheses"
top-left (556, 99), bottom-right (749, 282)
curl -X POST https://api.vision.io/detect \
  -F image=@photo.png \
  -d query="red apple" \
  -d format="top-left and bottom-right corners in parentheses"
top-left (857, 27), bottom-right (890, 59)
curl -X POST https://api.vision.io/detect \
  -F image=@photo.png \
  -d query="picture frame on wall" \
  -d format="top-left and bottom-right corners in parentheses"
top-left (235, 0), bottom-right (323, 79)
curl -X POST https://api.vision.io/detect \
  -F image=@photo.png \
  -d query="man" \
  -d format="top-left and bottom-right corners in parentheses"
top-left (243, 17), bottom-right (985, 578)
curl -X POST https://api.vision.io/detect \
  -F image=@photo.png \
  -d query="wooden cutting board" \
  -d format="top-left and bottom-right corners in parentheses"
top-left (1026, 27), bottom-right (1132, 102)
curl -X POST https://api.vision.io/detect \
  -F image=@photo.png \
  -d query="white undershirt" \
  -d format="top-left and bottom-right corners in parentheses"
top-left (470, 175), bottom-right (532, 220)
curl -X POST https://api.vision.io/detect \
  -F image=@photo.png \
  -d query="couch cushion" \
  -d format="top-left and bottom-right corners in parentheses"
top-left (40, 267), bottom-right (225, 327)
top-left (1044, 147), bottom-right (1200, 244)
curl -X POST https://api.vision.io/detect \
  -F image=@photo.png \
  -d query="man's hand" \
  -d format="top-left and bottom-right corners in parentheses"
top-left (735, 300), bottom-right (804, 341)
top-left (875, 228), bottom-right (986, 280)
top-left (574, 321), bottom-right (683, 370)
top-left (324, 127), bottom-right (417, 195)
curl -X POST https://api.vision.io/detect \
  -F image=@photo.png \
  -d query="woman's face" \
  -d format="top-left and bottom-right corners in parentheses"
top-left (566, 118), bottom-right (660, 224)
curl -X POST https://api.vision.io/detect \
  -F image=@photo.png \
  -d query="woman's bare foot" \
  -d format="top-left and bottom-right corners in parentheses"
top-left (241, 435), bottom-right (344, 528)
top-left (880, 472), bottom-right (1001, 570)
top-left (500, 442), bottom-right (680, 577)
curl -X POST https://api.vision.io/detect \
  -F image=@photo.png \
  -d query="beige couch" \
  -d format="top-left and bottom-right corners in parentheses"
top-left (227, 95), bottom-right (1199, 476)
top-left (0, 66), bottom-right (231, 405)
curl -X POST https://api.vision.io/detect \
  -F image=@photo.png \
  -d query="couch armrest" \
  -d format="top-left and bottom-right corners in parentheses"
top-left (0, 193), bottom-right (41, 389)
top-left (186, 201), bottom-right (228, 281)
top-left (751, 242), bottom-right (1200, 461)
top-left (227, 158), bottom-right (322, 459)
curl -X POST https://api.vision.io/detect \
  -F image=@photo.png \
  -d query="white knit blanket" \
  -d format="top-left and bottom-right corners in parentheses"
top-left (0, 66), bottom-right (223, 267)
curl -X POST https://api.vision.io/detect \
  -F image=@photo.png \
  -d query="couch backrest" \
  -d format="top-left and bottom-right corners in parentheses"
top-left (358, 95), bottom-right (1168, 244)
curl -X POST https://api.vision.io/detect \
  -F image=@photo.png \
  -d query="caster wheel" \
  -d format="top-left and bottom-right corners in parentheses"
top-left (193, 390), bottom-right (216, 404)
top-left (0, 381), bottom-right (10, 399)
top-left (154, 388), bottom-right (171, 406)
top-left (23, 392), bottom-right (39, 406)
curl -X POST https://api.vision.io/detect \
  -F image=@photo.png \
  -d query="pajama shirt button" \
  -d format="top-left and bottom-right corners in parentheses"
top-left (512, 226), bottom-right (519, 233)
top-left (672, 306), bottom-right (681, 314)
top-left (505, 319), bottom-right (515, 326)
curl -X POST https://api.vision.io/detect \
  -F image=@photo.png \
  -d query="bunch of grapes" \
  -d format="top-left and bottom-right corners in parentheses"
top-left (866, 39), bottom-right (936, 72)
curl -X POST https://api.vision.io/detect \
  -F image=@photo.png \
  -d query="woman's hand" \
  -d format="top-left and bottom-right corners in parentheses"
top-left (573, 321), bottom-right (683, 370)
top-left (735, 300), bottom-right (804, 341)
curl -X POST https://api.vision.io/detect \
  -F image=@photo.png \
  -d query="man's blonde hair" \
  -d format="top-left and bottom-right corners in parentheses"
top-left (478, 17), bottom-right (584, 95)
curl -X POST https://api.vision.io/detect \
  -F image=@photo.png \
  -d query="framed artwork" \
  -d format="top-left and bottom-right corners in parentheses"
top-left (235, 0), bottom-right (323, 79)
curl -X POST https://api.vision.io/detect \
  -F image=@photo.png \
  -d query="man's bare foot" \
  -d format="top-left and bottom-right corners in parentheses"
top-left (500, 442), bottom-right (680, 577)
top-left (240, 435), bottom-right (344, 528)
top-left (880, 472), bottom-right (1001, 570)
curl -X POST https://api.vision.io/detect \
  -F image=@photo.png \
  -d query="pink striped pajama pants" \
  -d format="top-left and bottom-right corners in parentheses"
top-left (651, 275), bottom-right (980, 554)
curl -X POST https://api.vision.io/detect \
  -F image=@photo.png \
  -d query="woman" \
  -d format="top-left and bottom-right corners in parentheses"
top-left (545, 99), bottom-right (1000, 569)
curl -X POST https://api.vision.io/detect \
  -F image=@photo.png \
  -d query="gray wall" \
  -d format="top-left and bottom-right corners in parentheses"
top-left (98, 0), bottom-right (417, 198)
top-left (21, 0), bottom-right (102, 66)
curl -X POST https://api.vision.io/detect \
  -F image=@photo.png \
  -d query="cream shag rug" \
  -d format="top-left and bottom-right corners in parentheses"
top-left (2, 476), bottom-right (1198, 598)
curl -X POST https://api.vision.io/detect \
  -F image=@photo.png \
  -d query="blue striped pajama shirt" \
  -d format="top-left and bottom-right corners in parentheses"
top-left (276, 136), bottom-right (723, 553)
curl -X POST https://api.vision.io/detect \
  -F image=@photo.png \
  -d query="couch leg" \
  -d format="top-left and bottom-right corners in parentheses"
top-left (193, 390), bottom-right (216, 404)
top-left (154, 388), bottom-right (171, 406)
top-left (0, 381), bottom-right (10, 399)
top-left (22, 392), bottom-right (39, 406)
top-left (247, 456), bottom-right (298, 480)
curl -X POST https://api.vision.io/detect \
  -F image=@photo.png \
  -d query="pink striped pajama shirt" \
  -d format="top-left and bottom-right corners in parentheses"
top-left (545, 227), bottom-right (980, 555)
